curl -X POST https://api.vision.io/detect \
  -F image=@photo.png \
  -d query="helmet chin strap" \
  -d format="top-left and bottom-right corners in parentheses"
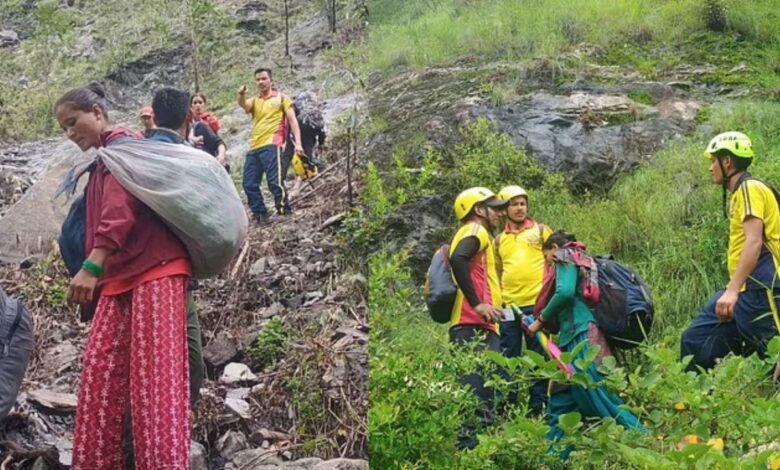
top-left (717, 156), bottom-right (740, 219)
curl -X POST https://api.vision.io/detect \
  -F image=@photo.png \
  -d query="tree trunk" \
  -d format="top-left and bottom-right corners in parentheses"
top-left (346, 125), bottom-right (353, 208)
top-left (284, 0), bottom-right (290, 57)
top-left (330, 0), bottom-right (337, 33)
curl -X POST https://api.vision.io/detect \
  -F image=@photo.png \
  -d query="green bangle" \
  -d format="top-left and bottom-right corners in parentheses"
top-left (82, 259), bottom-right (104, 277)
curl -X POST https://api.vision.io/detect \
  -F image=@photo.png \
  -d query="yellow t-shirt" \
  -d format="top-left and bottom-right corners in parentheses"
top-left (728, 177), bottom-right (780, 291)
top-left (497, 220), bottom-right (552, 307)
top-left (449, 222), bottom-right (502, 333)
top-left (247, 89), bottom-right (292, 150)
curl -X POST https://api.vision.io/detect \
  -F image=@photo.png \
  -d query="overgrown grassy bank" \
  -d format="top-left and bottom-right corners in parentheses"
top-left (367, 100), bottom-right (780, 468)
top-left (368, 0), bottom-right (780, 89)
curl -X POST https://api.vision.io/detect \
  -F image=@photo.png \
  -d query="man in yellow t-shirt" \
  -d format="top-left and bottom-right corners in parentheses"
top-left (238, 68), bottom-right (303, 224)
top-left (681, 132), bottom-right (780, 372)
top-left (448, 187), bottom-right (507, 450)
top-left (495, 185), bottom-right (551, 416)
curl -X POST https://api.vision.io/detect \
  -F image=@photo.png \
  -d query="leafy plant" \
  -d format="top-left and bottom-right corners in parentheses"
top-left (245, 317), bottom-right (289, 369)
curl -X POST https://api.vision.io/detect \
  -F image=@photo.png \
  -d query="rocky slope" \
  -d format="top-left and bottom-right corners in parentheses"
top-left (0, 1), bottom-right (368, 468)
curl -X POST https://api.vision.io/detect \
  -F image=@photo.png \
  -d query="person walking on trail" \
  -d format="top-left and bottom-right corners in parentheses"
top-left (495, 185), bottom-right (551, 417)
top-left (55, 83), bottom-right (191, 470)
top-left (238, 67), bottom-right (304, 224)
top-left (526, 230), bottom-right (646, 460)
top-left (190, 92), bottom-right (221, 133)
top-left (448, 187), bottom-right (508, 450)
top-left (139, 106), bottom-right (155, 132)
top-left (681, 132), bottom-right (780, 372)
top-left (190, 92), bottom-right (228, 169)
top-left (282, 91), bottom-right (327, 178)
top-left (147, 87), bottom-right (206, 408)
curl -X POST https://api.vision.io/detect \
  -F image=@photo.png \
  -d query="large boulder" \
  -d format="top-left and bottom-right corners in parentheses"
top-left (368, 65), bottom-right (699, 192)
top-left (475, 91), bottom-right (692, 191)
top-left (0, 30), bottom-right (20, 48)
top-left (0, 140), bottom-right (84, 265)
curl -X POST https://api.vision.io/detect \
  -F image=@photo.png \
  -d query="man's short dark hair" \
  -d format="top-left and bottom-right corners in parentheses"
top-left (715, 149), bottom-right (752, 172)
top-left (254, 67), bottom-right (273, 78)
top-left (152, 87), bottom-right (190, 129)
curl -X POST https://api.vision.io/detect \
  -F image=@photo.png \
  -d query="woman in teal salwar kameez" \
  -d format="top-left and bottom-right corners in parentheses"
top-left (526, 231), bottom-right (646, 460)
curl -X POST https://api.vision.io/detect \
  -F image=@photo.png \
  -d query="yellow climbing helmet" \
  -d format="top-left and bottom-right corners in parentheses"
top-left (704, 131), bottom-right (754, 159)
top-left (497, 185), bottom-right (529, 202)
top-left (292, 153), bottom-right (318, 180)
top-left (453, 187), bottom-right (507, 221)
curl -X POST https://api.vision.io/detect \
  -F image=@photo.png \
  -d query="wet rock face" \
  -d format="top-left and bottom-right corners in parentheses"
top-left (103, 46), bottom-right (191, 111)
top-left (382, 194), bottom-right (454, 283)
top-left (478, 92), bottom-right (691, 191)
top-left (369, 65), bottom-right (701, 193)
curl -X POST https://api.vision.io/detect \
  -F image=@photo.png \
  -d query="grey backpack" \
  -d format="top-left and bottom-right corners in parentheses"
top-left (423, 244), bottom-right (457, 323)
top-left (0, 289), bottom-right (33, 420)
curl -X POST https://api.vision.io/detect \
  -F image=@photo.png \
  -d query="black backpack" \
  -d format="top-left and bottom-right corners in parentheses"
top-left (423, 244), bottom-right (456, 323)
top-left (0, 289), bottom-right (34, 420)
top-left (591, 256), bottom-right (654, 349)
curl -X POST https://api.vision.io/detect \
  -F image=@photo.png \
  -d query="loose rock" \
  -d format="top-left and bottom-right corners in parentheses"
top-left (220, 362), bottom-right (259, 385)
top-left (217, 430), bottom-right (250, 459)
top-left (190, 440), bottom-right (208, 470)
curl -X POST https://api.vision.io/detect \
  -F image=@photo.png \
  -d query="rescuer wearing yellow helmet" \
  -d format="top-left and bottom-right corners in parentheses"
top-left (448, 187), bottom-right (508, 450)
top-left (681, 132), bottom-right (780, 372)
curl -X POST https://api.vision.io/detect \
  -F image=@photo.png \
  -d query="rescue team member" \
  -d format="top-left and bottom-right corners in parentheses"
top-left (495, 185), bottom-right (551, 416)
top-left (448, 187), bottom-right (507, 450)
top-left (238, 67), bottom-right (303, 224)
top-left (681, 132), bottom-right (780, 372)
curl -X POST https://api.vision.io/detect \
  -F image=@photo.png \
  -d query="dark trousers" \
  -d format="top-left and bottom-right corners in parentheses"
top-left (449, 325), bottom-right (500, 450)
top-left (243, 144), bottom-right (290, 216)
top-left (499, 305), bottom-right (549, 415)
top-left (186, 290), bottom-right (204, 405)
top-left (681, 288), bottom-right (780, 372)
top-left (281, 135), bottom-right (325, 180)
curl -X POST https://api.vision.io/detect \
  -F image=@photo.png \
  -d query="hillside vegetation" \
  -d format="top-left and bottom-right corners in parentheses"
top-left (0, 0), bottom-right (362, 142)
top-left (365, 0), bottom-right (780, 468)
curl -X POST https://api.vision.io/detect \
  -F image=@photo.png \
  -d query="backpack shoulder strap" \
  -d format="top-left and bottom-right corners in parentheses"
top-left (746, 176), bottom-right (780, 209)
top-left (0, 296), bottom-right (22, 356)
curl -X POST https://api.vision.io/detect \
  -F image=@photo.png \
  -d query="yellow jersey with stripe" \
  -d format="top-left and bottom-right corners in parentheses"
top-left (497, 219), bottom-right (552, 307)
top-left (449, 222), bottom-right (502, 333)
top-left (246, 89), bottom-right (292, 150)
top-left (729, 175), bottom-right (780, 291)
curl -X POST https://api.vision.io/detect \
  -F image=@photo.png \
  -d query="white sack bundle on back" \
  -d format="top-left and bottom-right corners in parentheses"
top-left (98, 140), bottom-right (248, 279)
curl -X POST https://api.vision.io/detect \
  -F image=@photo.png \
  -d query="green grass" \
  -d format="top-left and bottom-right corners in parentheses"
top-left (367, 0), bottom-right (779, 87)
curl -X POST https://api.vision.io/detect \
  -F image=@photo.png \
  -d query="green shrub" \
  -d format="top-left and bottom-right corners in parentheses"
top-left (369, 249), bottom-right (480, 469)
top-left (454, 118), bottom-right (564, 194)
top-left (703, 0), bottom-right (729, 32)
top-left (246, 317), bottom-right (289, 369)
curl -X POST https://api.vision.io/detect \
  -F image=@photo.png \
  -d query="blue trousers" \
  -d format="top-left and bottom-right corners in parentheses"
top-left (499, 305), bottom-right (548, 415)
top-left (242, 144), bottom-right (290, 216)
top-left (681, 288), bottom-right (780, 372)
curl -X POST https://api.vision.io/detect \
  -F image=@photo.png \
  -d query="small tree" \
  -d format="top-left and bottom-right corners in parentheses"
top-left (29, 0), bottom-right (75, 134)
top-left (184, 0), bottom-right (233, 92)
